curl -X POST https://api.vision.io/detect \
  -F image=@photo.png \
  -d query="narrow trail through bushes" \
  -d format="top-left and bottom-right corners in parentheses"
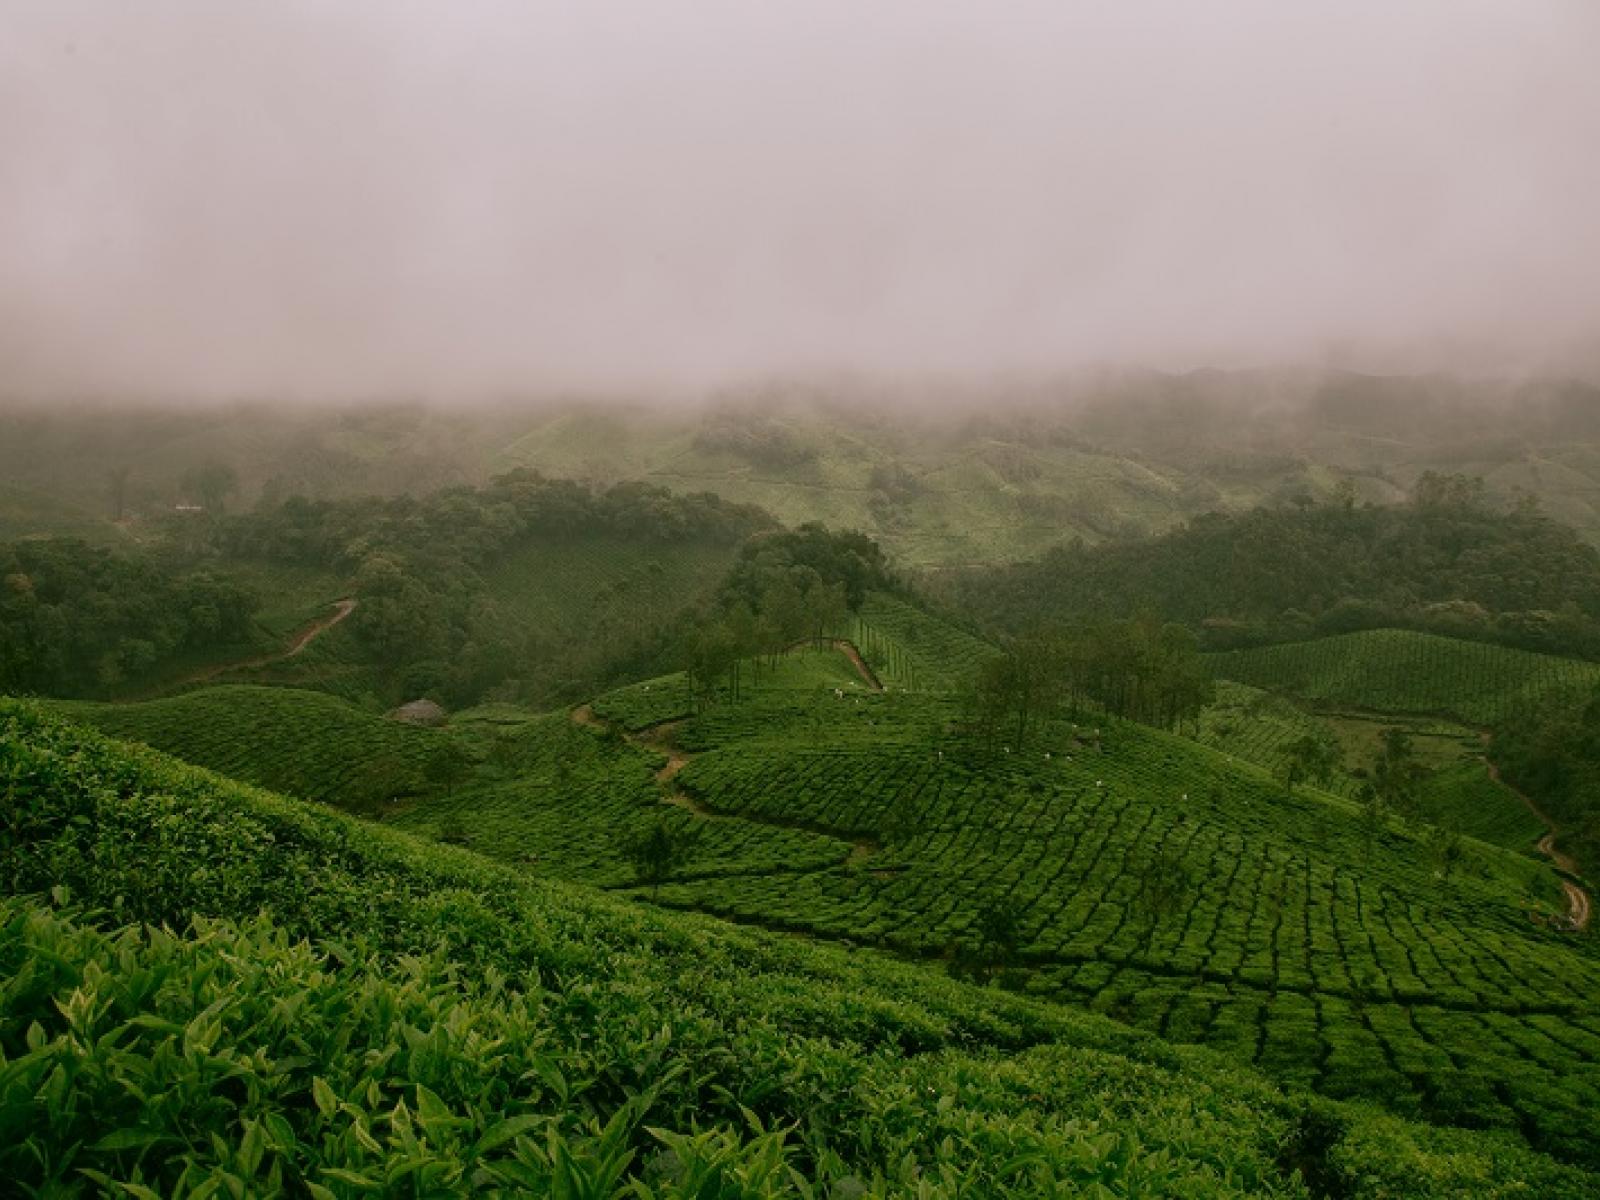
top-left (571, 662), bottom-right (882, 868)
top-left (131, 598), bottom-right (359, 700)
top-left (1482, 739), bottom-right (1591, 930)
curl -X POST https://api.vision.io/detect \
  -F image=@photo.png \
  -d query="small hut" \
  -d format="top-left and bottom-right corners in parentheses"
top-left (387, 698), bottom-right (446, 727)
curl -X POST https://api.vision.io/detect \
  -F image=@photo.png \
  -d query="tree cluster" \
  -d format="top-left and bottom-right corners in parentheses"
top-left (0, 539), bottom-right (259, 696)
top-left (681, 525), bottom-right (877, 707)
top-left (961, 616), bottom-right (1215, 751)
top-left (1492, 685), bottom-right (1600, 883)
top-left (943, 475), bottom-right (1600, 660)
top-left (221, 471), bottom-right (776, 706)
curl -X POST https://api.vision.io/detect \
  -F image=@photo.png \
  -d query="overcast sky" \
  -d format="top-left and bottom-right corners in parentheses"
top-left (3, 1), bottom-right (1598, 397)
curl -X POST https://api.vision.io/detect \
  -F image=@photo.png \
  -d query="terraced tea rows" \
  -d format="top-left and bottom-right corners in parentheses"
top-left (52, 686), bottom-right (447, 811)
top-left (637, 690), bottom-right (1600, 1164)
top-left (1207, 629), bottom-right (1600, 724)
top-left (58, 637), bottom-right (1600, 1168)
top-left (849, 591), bottom-right (996, 691)
top-left (1195, 683), bottom-right (1542, 854)
top-left (1195, 682), bottom-right (1356, 794)
top-left (391, 709), bottom-right (855, 885)
top-left (14, 698), bottom-right (1597, 1197)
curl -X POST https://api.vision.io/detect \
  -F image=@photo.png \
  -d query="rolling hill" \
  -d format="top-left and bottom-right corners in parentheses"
top-left (6, 697), bottom-right (1599, 1197)
top-left (76, 621), bottom-right (1600, 1171)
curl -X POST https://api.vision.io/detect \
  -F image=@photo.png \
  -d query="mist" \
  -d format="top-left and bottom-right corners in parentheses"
top-left (3, 1), bottom-right (1598, 398)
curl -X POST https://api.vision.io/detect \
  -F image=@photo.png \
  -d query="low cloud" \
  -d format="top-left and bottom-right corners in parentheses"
top-left (3, 1), bottom-right (1598, 397)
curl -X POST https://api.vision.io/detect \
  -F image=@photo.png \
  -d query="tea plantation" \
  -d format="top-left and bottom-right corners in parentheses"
top-left (1192, 683), bottom-right (1543, 854)
top-left (1205, 630), bottom-right (1600, 725)
top-left (6, 699), bottom-right (1600, 1197)
top-left (51, 686), bottom-right (449, 812)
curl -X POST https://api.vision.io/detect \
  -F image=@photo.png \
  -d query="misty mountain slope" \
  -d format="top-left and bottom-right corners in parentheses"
top-left (13, 379), bottom-right (1600, 569)
top-left (14, 698), bottom-right (1600, 1197)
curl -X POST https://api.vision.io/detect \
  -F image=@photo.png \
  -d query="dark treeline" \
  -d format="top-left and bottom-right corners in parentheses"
top-left (941, 474), bottom-right (1600, 659)
top-left (0, 540), bottom-right (257, 695)
top-left (1492, 686), bottom-right (1600, 883)
top-left (223, 469), bottom-right (769, 568)
top-left (962, 616), bottom-right (1214, 751)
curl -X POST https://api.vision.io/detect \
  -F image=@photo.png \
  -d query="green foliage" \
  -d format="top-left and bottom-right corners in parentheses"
top-left (0, 538), bottom-right (260, 696)
top-left (52, 686), bottom-right (450, 812)
top-left (1282, 732), bottom-right (1339, 797)
top-left (947, 488), bottom-right (1600, 658)
top-left (482, 536), bottom-right (738, 700)
top-left (962, 617), bottom-right (1214, 750)
top-left (1207, 629), bottom-right (1600, 725)
top-left (221, 471), bottom-right (773, 706)
top-left (721, 523), bottom-right (891, 613)
top-left (622, 820), bottom-right (692, 894)
top-left (1493, 682), bottom-right (1600, 879)
top-left (6, 699), bottom-right (1599, 1196)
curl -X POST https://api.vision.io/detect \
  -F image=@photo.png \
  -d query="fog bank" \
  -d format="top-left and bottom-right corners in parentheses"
top-left (3, 1), bottom-right (1598, 397)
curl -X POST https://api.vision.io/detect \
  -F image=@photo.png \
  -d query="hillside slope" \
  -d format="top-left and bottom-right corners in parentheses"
top-left (4, 698), bottom-right (1598, 1197)
top-left (52, 686), bottom-right (449, 812)
top-left (1207, 630), bottom-right (1600, 725)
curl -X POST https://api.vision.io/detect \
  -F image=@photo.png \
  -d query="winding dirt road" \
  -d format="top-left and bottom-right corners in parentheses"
top-left (1483, 748), bottom-right (1591, 930)
top-left (830, 639), bottom-right (883, 692)
top-left (135, 598), bottom-right (359, 698)
top-left (571, 700), bottom-right (879, 865)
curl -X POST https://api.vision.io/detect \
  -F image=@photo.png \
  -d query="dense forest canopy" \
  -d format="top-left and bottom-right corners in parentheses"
top-left (0, 540), bottom-right (257, 696)
top-left (941, 473), bottom-right (1600, 657)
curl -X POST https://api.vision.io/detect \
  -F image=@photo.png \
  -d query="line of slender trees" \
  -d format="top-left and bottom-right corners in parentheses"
top-left (960, 615), bottom-right (1216, 751)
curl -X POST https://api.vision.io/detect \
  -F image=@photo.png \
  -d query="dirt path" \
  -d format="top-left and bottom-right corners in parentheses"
top-left (1483, 744), bottom-right (1591, 930)
top-left (830, 639), bottom-right (883, 692)
top-left (783, 638), bottom-right (883, 692)
top-left (571, 702), bottom-right (878, 865)
top-left (131, 598), bottom-right (358, 698)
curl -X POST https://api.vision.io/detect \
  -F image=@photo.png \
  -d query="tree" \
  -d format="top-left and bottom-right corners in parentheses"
top-left (1373, 728), bottom-right (1425, 820)
top-left (424, 741), bottom-right (474, 797)
top-left (1134, 846), bottom-right (1191, 941)
top-left (1425, 819), bottom-right (1466, 881)
top-left (761, 576), bottom-right (808, 656)
top-left (623, 820), bottom-right (690, 897)
top-left (1284, 733), bottom-right (1340, 797)
top-left (803, 580), bottom-right (849, 646)
top-left (950, 896), bottom-right (1023, 983)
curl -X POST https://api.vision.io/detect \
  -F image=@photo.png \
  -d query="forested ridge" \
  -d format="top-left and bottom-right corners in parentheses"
top-left (942, 473), bottom-right (1600, 656)
top-left (1, 472), bottom-right (777, 705)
